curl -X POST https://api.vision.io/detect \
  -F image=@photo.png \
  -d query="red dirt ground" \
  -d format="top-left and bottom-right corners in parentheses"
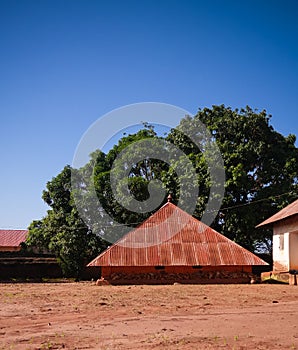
top-left (0, 282), bottom-right (298, 349)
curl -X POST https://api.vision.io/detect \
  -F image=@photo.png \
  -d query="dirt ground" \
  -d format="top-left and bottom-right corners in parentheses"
top-left (0, 282), bottom-right (298, 350)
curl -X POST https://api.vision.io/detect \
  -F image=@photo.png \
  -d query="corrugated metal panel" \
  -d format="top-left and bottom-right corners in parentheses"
top-left (257, 199), bottom-right (298, 227)
top-left (0, 230), bottom-right (28, 247)
top-left (88, 202), bottom-right (268, 267)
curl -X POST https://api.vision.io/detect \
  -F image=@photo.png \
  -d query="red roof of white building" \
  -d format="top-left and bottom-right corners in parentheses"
top-left (257, 199), bottom-right (298, 227)
top-left (0, 230), bottom-right (28, 247)
top-left (88, 201), bottom-right (267, 267)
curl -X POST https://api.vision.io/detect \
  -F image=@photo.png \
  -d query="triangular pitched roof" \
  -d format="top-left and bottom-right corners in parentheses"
top-left (88, 202), bottom-right (267, 267)
top-left (257, 199), bottom-right (298, 227)
top-left (0, 230), bottom-right (28, 247)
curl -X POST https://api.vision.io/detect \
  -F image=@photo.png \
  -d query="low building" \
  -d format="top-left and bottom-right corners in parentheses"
top-left (257, 199), bottom-right (298, 285)
top-left (88, 197), bottom-right (268, 284)
top-left (0, 230), bottom-right (28, 252)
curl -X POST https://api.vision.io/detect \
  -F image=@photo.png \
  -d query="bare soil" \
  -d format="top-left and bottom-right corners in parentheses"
top-left (0, 282), bottom-right (298, 349)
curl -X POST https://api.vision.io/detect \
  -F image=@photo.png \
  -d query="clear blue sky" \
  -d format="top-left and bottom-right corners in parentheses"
top-left (1, 0), bottom-right (298, 229)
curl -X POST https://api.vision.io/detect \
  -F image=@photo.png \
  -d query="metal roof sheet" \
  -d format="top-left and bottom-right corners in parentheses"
top-left (0, 230), bottom-right (28, 247)
top-left (88, 202), bottom-right (267, 267)
top-left (257, 199), bottom-right (298, 227)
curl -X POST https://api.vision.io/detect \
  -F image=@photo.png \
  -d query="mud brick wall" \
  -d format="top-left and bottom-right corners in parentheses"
top-left (101, 265), bottom-right (253, 285)
top-left (0, 257), bottom-right (101, 280)
top-left (0, 257), bottom-right (63, 279)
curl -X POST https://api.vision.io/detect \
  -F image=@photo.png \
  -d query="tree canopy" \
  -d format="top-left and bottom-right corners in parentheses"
top-left (168, 105), bottom-right (298, 252)
top-left (26, 105), bottom-right (298, 275)
top-left (26, 166), bottom-right (108, 278)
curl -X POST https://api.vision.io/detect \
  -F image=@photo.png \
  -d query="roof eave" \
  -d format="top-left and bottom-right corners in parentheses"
top-left (256, 213), bottom-right (298, 228)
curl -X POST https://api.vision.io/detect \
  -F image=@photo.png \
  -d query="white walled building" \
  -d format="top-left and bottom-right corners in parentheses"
top-left (257, 199), bottom-right (298, 284)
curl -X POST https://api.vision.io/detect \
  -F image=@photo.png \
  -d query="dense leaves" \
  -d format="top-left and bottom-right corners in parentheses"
top-left (26, 166), bottom-right (107, 278)
top-left (171, 105), bottom-right (298, 252)
top-left (27, 106), bottom-right (298, 272)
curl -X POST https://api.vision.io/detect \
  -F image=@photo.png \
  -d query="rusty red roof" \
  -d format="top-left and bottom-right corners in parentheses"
top-left (257, 199), bottom-right (298, 227)
top-left (0, 230), bottom-right (28, 247)
top-left (88, 202), bottom-right (267, 267)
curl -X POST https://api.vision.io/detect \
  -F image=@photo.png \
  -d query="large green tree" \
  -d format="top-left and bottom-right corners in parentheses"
top-left (27, 106), bottom-right (298, 269)
top-left (73, 127), bottom-right (171, 244)
top-left (69, 108), bottom-right (298, 253)
top-left (167, 105), bottom-right (298, 252)
top-left (26, 166), bottom-right (107, 278)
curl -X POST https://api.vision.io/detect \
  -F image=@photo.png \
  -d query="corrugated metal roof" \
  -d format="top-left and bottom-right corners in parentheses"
top-left (0, 230), bottom-right (28, 247)
top-left (257, 199), bottom-right (298, 227)
top-left (88, 202), bottom-right (267, 267)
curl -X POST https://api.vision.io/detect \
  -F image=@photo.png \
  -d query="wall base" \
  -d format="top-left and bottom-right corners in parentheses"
top-left (261, 271), bottom-right (298, 285)
top-left (101, 270), bottom-right (253, 285)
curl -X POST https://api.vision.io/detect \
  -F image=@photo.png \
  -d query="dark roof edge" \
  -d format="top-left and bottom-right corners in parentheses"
top-left (256, 212), bottom-right (298, 228)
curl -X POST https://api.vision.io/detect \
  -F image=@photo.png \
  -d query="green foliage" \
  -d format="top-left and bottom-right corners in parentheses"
top-left (168, 105), bottom-right (298, 252)
top-left (81, 127), bottom-right (170, 243)
top-left (26, 166), bottom-right (107, 278)
top-left (27, 106), bottom-right (298, 267)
